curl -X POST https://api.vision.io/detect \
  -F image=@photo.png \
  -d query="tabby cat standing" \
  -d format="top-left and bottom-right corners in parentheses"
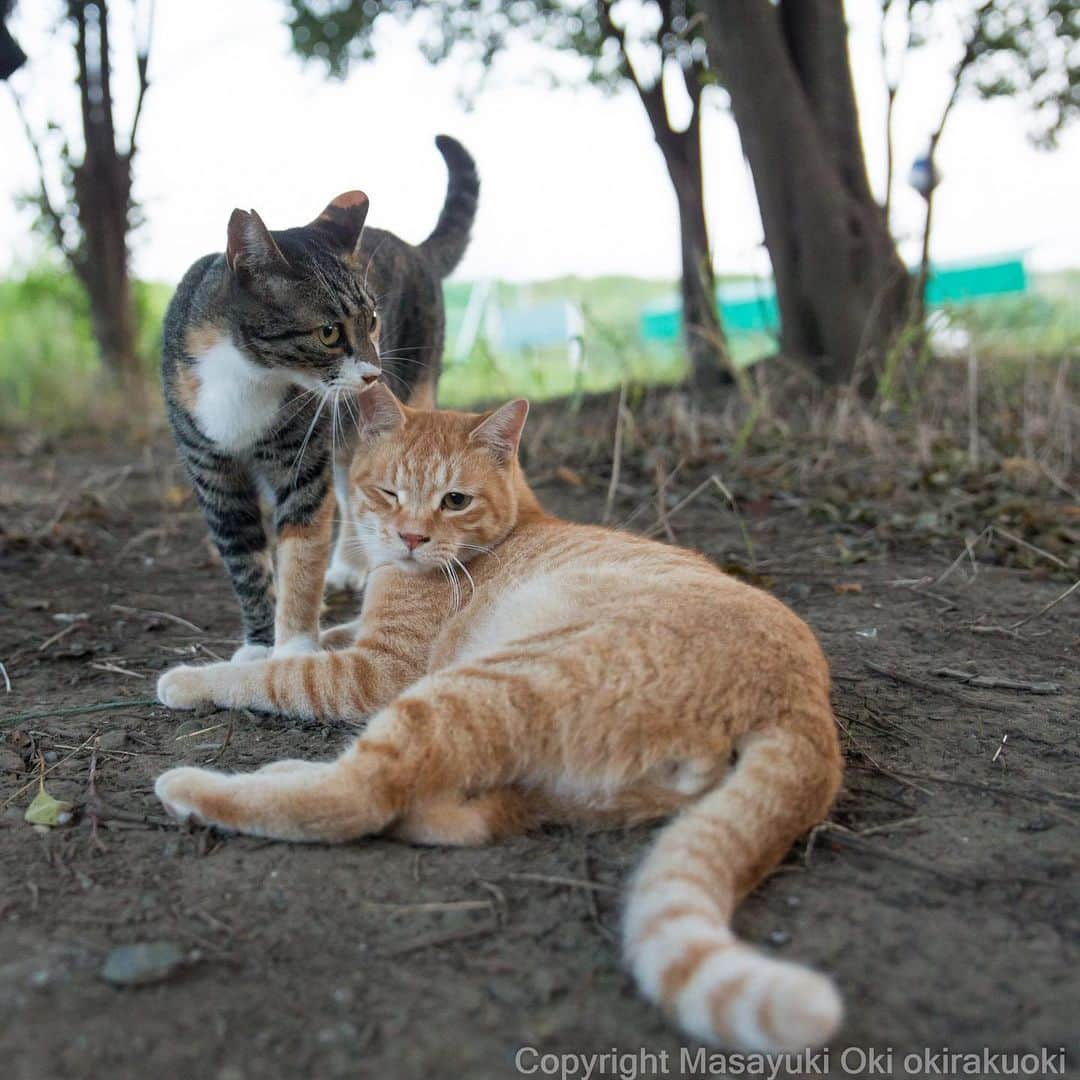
top-left (161, 135), bottom-right (478, 659)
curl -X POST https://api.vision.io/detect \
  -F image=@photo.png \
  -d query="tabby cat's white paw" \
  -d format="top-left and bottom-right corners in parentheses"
top-left (272, 635), bottom-right (318, 659)
top-left (158, 666), bottom-right (211, 710)
top-left (325, 560), bottom-right (367, 594)
top-left (231, 642), bottom-right (271, 663)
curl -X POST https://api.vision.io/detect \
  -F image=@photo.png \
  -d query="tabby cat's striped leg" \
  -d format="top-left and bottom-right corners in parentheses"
top-left (268, 455), bottom-right (334, 657)
top-left (186, 453), bottom-right (275, 659)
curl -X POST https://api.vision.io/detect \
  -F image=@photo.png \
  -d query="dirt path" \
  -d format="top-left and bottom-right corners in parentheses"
top-left (1, 433), bottom-right (1077, 1079)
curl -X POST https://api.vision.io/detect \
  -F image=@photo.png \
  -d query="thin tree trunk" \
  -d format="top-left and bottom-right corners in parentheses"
top-left (883, 84), bottom-right (897, 226)
top-left (70, 0), bottom-right (140, 389)
top-left (705, 0), bottom-right (909, 390)
top-left (597, 0), bottom-right (731, 389)
top-left (659, 117), bottom-right (727, 389)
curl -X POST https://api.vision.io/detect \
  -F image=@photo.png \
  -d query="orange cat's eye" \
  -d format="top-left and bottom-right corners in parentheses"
top-left (441, 492), bottom-right (472, 511)
top-left (317, 323), bottom-right (343, 347)
top-left (377, 488), bottom-right (397, 502)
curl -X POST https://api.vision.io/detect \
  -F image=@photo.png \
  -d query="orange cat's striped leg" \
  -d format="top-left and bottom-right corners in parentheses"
top-left (155, 754), bottom-right (379, 842)
top-left (391, 788), bottom-right (538, 846)
top-left (156, 639), bottom-right (418, 721)
top-left (154, 660), bottom-right (554, 840)
top-left (319, 618), bottom-right (363, 650)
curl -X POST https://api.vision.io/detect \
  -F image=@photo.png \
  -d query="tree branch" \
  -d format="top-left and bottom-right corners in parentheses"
top-left (71, 0), bottom-right (94, 146)
top-left (6, 86), bottom-right (71, 259)
top-left (597, 0), bottom-right (673, 141)
top-left (128, 0), bottom-right (154, 155)
top-left (97, 0), bottom-right (118, 151)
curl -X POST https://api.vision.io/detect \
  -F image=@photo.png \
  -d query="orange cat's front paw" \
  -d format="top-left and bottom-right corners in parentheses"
top-left (157, 665), bottom-right (214, 710)
top-left (155, 766), bottom-right (219, 824)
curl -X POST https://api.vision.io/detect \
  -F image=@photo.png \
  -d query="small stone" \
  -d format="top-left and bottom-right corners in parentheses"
top-left (1019, 816), bottom-right (1055, 833)
top-left (768, 930), bottom-right (791, 947)
top-left (175, 718), bottom-right (207, 738)
top-left (42, 750), bottom-right (59, 764)
top-left (97, 729), bottom-right (128, 751)
top-left (101, 942), bottom-right (186, 987)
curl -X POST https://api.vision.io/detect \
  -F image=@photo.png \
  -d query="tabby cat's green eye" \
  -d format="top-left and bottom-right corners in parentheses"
top-left (441, 492), bottom-right (472, 511)
top-left (317, 324), bottom-right (343, 347)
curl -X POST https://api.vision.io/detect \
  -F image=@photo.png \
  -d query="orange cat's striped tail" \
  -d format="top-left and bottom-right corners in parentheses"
top-left (623, 724), bottom-right (843, 1051)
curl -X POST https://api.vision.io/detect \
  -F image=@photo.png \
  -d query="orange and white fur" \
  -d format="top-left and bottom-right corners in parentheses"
top-left (155, 385), bottom-right (844, 1051)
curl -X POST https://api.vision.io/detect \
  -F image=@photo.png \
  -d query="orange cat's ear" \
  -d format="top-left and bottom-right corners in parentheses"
top-left (311, 191), bottom-right (369, 259)
top-left (226, 208), bottom-right (289, 275)
top-left (469, 399), bottom-right (529, 464)
top-left (357, 383), bottom-right (405, 438)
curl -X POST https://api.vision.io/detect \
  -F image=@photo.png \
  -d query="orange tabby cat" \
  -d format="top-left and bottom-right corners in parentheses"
top-left (155, 385), bottom-right (844, 1051)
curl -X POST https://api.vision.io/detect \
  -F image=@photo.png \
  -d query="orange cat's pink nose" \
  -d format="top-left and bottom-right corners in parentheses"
top-left (399, 532), bottom-right (429, 552)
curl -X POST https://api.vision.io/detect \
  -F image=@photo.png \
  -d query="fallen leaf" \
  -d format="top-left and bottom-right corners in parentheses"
top-left (834, 583), bottom-right (863, 594)
top-left (555, 466), bottom-right (584, 487)
top-left (24, 787), bottom-right (74, 827)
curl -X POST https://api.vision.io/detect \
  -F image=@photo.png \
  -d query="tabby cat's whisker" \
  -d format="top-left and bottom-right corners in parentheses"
top-left (290, 392), bottom-right (328, 485)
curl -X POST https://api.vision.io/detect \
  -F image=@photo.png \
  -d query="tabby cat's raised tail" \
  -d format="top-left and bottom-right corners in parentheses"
top-left (420, 135), bottom-right (480, 278)
top-left (624, 724), bottom-right (843, 1051)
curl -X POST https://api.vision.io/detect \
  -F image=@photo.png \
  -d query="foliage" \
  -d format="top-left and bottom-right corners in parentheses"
top-left (284, 0), bottom-right (710, 95)
top-left (902, 0), bottom-right (1080, 147)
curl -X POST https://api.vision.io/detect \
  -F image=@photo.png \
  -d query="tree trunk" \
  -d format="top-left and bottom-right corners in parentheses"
top-left (705, 0), bottom-right (910, 390)
top-left (659, 123), bottom-right (728, 389)
top-left (70, 0), bottom-right (141, 390)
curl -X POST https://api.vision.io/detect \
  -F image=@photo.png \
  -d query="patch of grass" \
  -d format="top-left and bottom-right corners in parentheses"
top-left (0, 266), bottom-right (1075, 429)
top-left (0, 265), bottom-right (169, 432)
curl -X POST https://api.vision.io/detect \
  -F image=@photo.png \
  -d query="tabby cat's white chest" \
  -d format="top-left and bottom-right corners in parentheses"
top-left (192, 341), bottom-right (291, 453)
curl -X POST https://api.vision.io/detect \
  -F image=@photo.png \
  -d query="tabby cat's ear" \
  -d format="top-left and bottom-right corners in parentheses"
top-left (469, 399), bottom-right (529, 464)
top-left (311, 191), bottom-right (369, 260)
top-left (226, 209), bottom-right (289, 275)
top-left (357, 383), bottom-right (405, 438)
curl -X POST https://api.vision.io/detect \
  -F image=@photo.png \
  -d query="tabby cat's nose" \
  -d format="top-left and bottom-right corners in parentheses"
top-left (399, 532), bottom-right (429, 552)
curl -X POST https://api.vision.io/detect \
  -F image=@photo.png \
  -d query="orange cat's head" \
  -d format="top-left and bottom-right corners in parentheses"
top-left (348, 384), bottom-right (531, 573)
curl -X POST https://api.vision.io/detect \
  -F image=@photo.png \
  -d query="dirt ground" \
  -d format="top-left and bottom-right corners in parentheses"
top-left (1, 404), bottom-right (1078, 1080)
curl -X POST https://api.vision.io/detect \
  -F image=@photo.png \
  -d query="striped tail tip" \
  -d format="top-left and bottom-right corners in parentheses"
top-left (624, 889), bottom-right (842, 1051)
top-left (632, 934), bottom-right (842, 1052)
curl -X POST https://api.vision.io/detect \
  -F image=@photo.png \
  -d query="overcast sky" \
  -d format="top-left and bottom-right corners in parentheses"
top-left (2, 0), bottom-right (1078, 286)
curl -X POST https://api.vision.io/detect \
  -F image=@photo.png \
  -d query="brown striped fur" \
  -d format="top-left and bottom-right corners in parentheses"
top-left (156, 386), bottom-right (845, 1051)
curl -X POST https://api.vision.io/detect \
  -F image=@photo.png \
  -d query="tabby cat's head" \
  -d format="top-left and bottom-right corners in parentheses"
top-left (348, 385), bottom-right (530, 574)
top-left (223, 192), bottom-right (380, 392)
